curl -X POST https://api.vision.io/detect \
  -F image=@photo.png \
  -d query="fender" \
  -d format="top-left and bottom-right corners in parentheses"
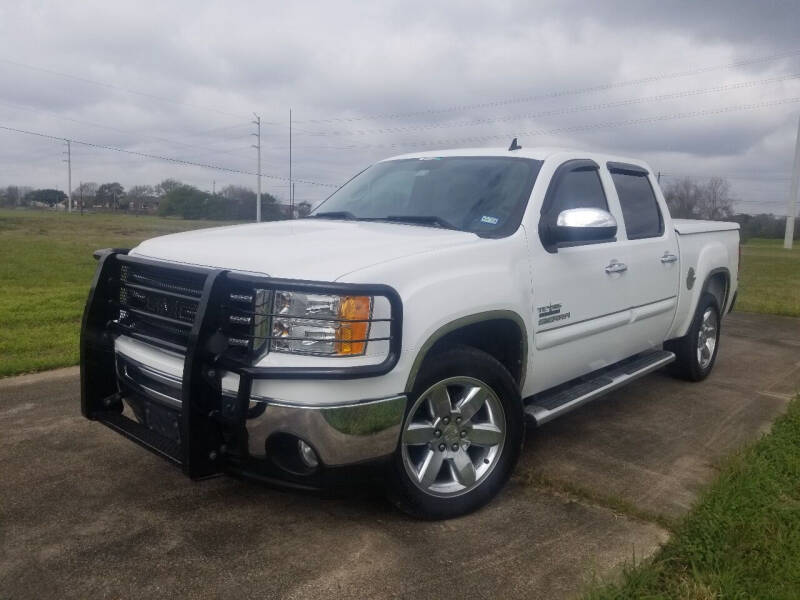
top-left (668, 237), bottom-right (733, 340)
top-left (404, 310), bottom-right (529, 393)
top-left (669, 266), bottom-right (731, 340)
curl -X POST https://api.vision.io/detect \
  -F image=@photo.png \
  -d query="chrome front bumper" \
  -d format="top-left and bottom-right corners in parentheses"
top-left (116, 353), bottom-right (406, 468)
top-left (245, 395), bottom-right (406, 466)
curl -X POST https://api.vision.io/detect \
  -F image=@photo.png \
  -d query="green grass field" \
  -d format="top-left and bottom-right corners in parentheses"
top-left (584, 395), bottom-right (800, 599)
top-left (0, 209), bottom-right (798, 377)
top-left (0, 209), bottom-right (231, 377)
top-left (737, 238), bottom-right (800, 318)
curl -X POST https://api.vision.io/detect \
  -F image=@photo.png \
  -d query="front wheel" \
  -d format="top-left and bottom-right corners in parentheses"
top-left (388, 346), bottom-right (524, 519)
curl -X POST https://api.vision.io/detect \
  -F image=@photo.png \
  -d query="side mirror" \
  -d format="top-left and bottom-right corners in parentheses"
top-left (550, 207), bottom-right (617, 246)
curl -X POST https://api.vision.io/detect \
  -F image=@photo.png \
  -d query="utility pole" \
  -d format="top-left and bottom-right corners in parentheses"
top-left (252, 113), bottom-right (262, 222)
top-left (63, 139), bottom-right (72, 212)
top-left (289, 108), bottom-right (293, 218)
top-left (657, 171), bottom-right (661, 184)
top-left (212, 180), bottom-right (216, 196)
top-left (291, 182), bottom-right (296, 219)
top-left (80, 181), bottom-right (84, 216)
top-left (784, 115), bottom-right (800, 249)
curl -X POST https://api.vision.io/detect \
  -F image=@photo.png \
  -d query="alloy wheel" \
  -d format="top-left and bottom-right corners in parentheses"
top-left (697, 307), bottom-right (718, 370)
top-left (401, 376), bottom-right (506, 497)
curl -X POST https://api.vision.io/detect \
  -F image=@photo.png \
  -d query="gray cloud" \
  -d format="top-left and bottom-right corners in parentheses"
top-left (1, 0), bottom-right (799, 214)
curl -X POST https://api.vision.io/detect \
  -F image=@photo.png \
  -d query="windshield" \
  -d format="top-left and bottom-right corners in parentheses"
top-left (311, 156), bottom-right (542, 237)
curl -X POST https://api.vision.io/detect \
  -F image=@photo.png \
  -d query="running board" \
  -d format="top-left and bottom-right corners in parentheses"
top-left (524, 350), bottom-right (675, 426)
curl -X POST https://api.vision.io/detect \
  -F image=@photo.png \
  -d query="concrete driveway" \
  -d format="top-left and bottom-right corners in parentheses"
top-left (1, 312), bottom-right (798, 599)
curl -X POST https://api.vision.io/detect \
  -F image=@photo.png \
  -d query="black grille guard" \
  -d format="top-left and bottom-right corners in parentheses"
top-left (80, 249), bottom-right (403, 479)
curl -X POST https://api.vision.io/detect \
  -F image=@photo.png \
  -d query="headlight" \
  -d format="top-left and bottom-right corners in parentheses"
top-left (271, 291), bottom-right (373, 356)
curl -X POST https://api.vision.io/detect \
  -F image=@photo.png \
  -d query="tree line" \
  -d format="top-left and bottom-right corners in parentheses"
top-left (661, 176), bottom-right (798, 241)
top-left (0, 179), bottom-right (312, 221)
top-left (0, 176), bottom-right (795, 239)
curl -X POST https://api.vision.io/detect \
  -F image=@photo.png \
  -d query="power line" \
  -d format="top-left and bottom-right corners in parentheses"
top-left (660, 172), bottom-right (792, 182)
top-left (179, 121), bottom-right (253, 137)
top-left (0, 124), bottom-right (339, 187)
top-left (0, 98), bottom-right (303, 175)
top-left (0, 99), bottom-right (260, 160)
top-left (300, 73), bottom-right (800, 137)
top-left (295, 48), bottom-right (800, 124)
top-left (0, 58), bottom-right (257, 120)
top-left (20, 149), bottom-right (69, 163)
top-left (736, 199), bottom-right (792, 204)
top-left (314, 96), bottom-right (800, 150)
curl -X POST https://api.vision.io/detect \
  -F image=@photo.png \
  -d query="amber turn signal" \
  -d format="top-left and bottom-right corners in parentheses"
top-left (336, 295), bottom-right (372, 355)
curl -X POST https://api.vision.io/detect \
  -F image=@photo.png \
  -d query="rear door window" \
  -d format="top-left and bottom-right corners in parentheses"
top-left (609, 169), bottom-right (663, 239)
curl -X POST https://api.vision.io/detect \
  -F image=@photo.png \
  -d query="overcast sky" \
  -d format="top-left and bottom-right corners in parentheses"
top-left (1, 0), bottom-right (800, 214)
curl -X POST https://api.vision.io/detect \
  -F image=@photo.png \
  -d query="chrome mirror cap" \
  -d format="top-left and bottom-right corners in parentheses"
top-left (545, 207), bottom-right (618, 249)
top-left (556, 207), bottom-right (617, 229)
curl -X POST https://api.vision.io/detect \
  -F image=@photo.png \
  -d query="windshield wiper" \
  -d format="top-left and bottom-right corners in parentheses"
top-left (307, 211), bottom-right (357, 220)
top-left (384, 215), bottom-right (461, 231)
top-left (308, 212), bottom-right (462, 231)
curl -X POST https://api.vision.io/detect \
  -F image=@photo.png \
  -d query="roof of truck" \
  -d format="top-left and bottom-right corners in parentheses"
top-left (383, 147), bottom-right (652, 171)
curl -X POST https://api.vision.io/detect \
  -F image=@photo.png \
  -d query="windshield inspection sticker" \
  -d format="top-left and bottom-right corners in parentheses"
top-left (537, 302), bottom-right (570, 326)
top-left (480, 215), bottom-right (499, 225)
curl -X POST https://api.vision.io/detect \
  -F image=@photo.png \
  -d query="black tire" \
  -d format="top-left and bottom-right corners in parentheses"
top-left (665, 292), bottom-right (721, 382)
top-left (387, 345), bottom-right (524, 519)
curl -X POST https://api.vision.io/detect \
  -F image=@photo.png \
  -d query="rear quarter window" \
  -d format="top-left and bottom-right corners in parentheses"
top-left (609, 170), bottom-right (663, 239)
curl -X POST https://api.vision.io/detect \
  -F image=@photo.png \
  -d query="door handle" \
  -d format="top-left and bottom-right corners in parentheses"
top-left (660, 252), bottom-right (678, 264)
top-left (604, 260), bottom-right (628, 274)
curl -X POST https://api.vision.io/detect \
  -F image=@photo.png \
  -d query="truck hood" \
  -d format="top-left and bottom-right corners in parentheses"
top-left (131, 219), bottom-right (480, 280)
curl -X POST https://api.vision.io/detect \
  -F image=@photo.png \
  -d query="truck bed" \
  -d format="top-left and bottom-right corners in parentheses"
top-left (667, 219), bottom-right (740, 340)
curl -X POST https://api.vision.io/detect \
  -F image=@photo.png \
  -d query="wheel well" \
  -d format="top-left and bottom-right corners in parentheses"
top-left (704, 270), bottom-right (729, 311)
top-left (424, 319), bottom-right (526, 386)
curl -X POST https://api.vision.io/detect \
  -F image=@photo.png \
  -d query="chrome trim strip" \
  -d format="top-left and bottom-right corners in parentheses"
top-left (115, 351), bottom-right (240, 402)
top-left (117, 352), bottom-right (182, 385)
top-left (116, 353), bottom-right (183, 409)
top-left (673, 227), bottom-right (739, 235)
top-left (248, 394), bottom-right (403, 409)
top-left (129, 380), bottom-right (183, 410)
top-left (130, 360), bottom-right (182, 388)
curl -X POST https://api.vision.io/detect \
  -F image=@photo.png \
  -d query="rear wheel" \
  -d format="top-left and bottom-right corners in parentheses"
top-left (388, 346), bottom-right (523, 519)
top-left (666, 292), bottom-right (721, 381)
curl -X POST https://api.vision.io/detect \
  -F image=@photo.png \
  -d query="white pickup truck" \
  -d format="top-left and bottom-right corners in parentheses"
top-left (81, 145), bottom-right (739, 518)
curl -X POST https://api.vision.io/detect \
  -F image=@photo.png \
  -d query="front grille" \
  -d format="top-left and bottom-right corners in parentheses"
top-left (116, 262), bottom-right (206, 350)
